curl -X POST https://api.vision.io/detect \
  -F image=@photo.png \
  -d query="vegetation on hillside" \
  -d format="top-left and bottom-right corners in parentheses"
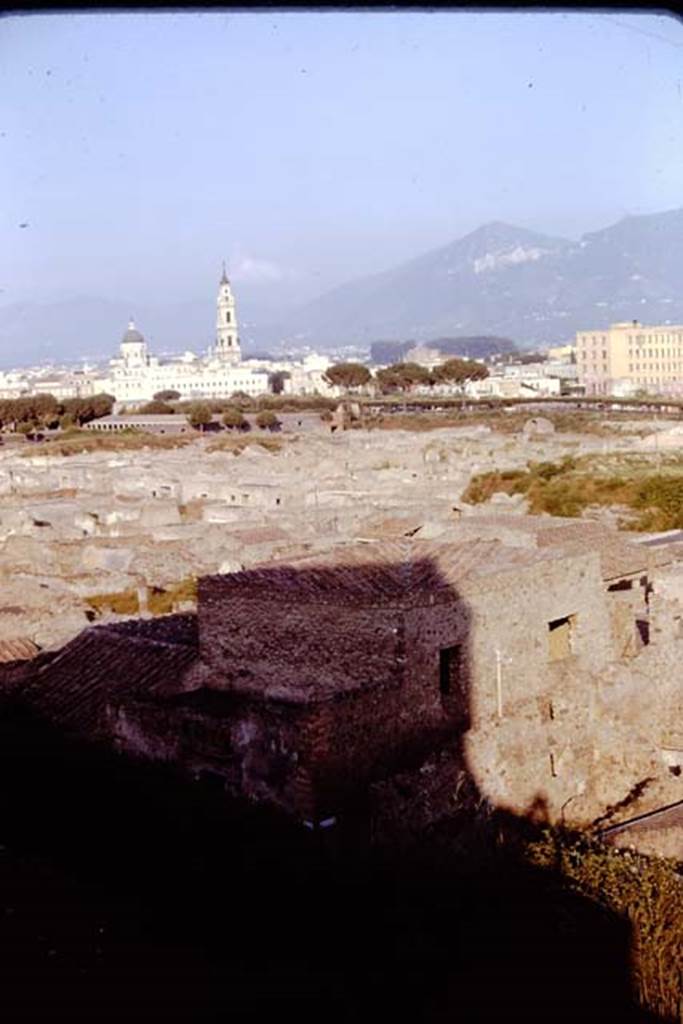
top-left (462, 453), bottom-right (683, 530)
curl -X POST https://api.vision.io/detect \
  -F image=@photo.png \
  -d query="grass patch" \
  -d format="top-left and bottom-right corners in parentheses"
top-left (147, 578), bottom-right (197, 615)
top-left (367, 409), bottom-right (642, 435)
top-left (85, 589), bottom-right (140, 617)
top-left (204, 434), bottom-right (285, 455)
top-left (462, 453), bottom-right (683, 529)
top-left (85, 578), bottom-right (198, 619)
top-left (22, 429), bottom-right (193, 457)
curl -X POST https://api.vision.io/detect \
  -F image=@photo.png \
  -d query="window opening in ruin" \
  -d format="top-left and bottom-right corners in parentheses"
top-left (439, 644), bottom-right (462, 696)
top-left (548, 615), bottom-right (575, 661)
top-left (636, 617), bottom-right (650, 646)
top-left (608, 579), bottom-right (633, 592)
top-left (675, 616), bottom-right (683, 640)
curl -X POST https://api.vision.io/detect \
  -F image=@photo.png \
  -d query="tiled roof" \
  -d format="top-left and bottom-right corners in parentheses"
top-left (19, 619), bottom-right (198, 736)
top-left (457, 516), bottom-right (652, 583)
top-left (227, 526), bottom-right (292, 547)
top-left (105, 613), bottom-right (198, 647)
top-left (0, 637), bottom-right (40, 664)
top-left (202, 539), bottom-right (553, 608)
top-left (535, 526), bottom-right (649, 581)
top-left (457, 513), bottom-right (578, 534)
top-left (356, 514), bottom-right (425, 540)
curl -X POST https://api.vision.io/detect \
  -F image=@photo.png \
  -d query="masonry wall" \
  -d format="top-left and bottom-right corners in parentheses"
top-left (460, 552), bottom-right (613, 729)
top-left (108, 695), bottom-right (323, 818)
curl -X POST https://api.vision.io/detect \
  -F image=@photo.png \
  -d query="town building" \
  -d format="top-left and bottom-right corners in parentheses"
top-left (95, 270), bottom-right (271, 403)
top-left (85, 414), bottom-right (194, 435)
top-left (0, 270), bottom-right (342, 404)
top-left (576, 321), bottom-right (683, 396)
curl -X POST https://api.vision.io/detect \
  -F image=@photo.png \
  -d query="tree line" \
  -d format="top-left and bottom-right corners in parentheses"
top-left (0, 393), bottom-right (115, 433)
top-left (1, 358), bottom-right (486, 437)
top-left (323, 358), bottom-right (489, 393)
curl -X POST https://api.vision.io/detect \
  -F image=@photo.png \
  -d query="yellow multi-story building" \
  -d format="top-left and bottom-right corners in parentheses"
top-left (546, 343), bottom-right (576, 362)
top-left (576, 321), bottom-right (683, 396)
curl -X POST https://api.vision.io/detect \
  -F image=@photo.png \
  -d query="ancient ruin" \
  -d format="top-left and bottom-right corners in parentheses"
top-left (3, 413), bottom-right (683, 848)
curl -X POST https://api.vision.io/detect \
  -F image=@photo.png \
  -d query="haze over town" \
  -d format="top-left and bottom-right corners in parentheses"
top-left (2, 11), bottom-right (682, 361)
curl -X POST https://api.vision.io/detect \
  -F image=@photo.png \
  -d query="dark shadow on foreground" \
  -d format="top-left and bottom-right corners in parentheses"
top-left (0, 555), bottom-right (666, 1024)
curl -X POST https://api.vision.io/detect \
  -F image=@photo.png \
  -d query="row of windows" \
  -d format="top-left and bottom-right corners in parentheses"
top-left (630, 348), bottom-right (683, 356)
top-left (629, 364), bottom-right (683, 373)
top-left (578, 333), bottom-right (683, 349)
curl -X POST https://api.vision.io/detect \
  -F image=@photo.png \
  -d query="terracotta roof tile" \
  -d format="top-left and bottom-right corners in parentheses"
top-left (0, 637), bottom-right (40, 664)
top-left (202, 539), bottom-right (560, 608)
top-left (19, 618), bottom-right (198, 736)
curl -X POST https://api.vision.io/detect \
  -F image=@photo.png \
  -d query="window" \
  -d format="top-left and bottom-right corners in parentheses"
top-left (548, 614), bottom-right (575, 661)
top-left (439, 644), bottom-right (462, 695)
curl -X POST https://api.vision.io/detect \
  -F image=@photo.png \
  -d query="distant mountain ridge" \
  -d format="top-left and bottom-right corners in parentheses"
top-left (2, 208), bottom-right (683, 365)
top-left (274, 208), bottom-right (683, 350)
top-left (369, 336), bottom-right (517, 365)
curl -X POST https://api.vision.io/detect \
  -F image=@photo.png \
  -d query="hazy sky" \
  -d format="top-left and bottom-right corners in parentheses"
top-left (2, 9), bottom-right (683, 310)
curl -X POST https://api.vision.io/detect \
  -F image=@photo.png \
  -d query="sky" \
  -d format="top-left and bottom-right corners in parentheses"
top-left (2, 8), bottom-right (683, 316)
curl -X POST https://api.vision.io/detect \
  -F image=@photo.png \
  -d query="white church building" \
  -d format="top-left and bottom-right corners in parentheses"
top-left (0, 270), bottom-right (341, 403)
top-left (98, 268), bottom-right (273, 403)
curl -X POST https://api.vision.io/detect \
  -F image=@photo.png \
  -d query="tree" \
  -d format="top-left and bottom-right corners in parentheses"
top-left (269, 371), bottom-right (290, 395)
top-left (187, 402), bottom-right (212, 431)
top-left (221, 406), bottom-right (249, 430)
top-left (255, 409), bottom-right (281, 431)
top-left (62, 392), bottom-right (115, 426)
top-left (432, 358), bottom-right (489, 385)
top-left (139, 400), bottom-right (174, 414)
top-left (323, 362), bottom-right (371, 390)
top-left (153, 389), bottom-right (181, 402)
top-left (230, 391), bottom-right (253, 407)
top-left (517, 351), bottom-right (548, 365)
top-left (374, 362), bottom-right (431, 393)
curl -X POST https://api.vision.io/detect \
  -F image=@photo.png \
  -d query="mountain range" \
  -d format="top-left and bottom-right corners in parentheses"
top-left (273, 209), bottom-right (683, 351)
top-left (1, 208), bottom-right (682, 367)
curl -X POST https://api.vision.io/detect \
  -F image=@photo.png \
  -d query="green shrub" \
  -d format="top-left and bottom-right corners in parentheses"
top-left (527, 828), bottom-right (683, 1021)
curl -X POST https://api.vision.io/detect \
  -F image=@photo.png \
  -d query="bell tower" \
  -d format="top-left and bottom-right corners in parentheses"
top-left (215, 264), bottom-right (241, 364)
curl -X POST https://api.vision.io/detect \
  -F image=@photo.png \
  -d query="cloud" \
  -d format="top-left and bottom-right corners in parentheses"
top-left (231, 256), bottom-right (289, 283)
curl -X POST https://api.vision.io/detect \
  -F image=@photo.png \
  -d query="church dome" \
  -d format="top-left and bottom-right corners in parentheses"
top-left (121, 319), bottom-right (145, 345)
